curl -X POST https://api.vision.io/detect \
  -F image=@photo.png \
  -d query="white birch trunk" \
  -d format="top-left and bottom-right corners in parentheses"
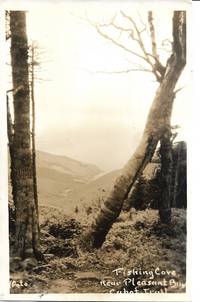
top-left (83, 11), bottom-right (186, 248)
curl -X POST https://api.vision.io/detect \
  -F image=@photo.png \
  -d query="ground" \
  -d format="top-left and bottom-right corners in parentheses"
top-left (10, 206), bottom-right (186, 294)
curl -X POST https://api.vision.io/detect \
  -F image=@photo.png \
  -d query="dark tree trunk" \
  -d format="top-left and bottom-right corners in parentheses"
top-left (10, 11), bottom-right (40, 260)
top-left (159, 129), bottom-right (173, 223)
top-left (171, 147), bottom-right (179, 208)
top-left (172, 141), bottom-right (187, 208)
top-left (30, 44), bottom-right (39, 218)
top-left (7, 95), bottom-right (17, 207)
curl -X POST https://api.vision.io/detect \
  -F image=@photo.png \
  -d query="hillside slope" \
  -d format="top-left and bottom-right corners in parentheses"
top-left (36, 150), bottom-right (159, 210)
top-left (36, 150), bottom-right (102, 208)
top-left (37, 151), bottom-right (101, 182)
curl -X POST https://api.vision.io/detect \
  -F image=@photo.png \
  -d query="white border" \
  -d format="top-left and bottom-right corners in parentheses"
top-left (0, 9), bottom-right (9, 298)
top-left (0, 1), bottom-right (192, 301)
top-left (191, 2), bottom-right (200, 302)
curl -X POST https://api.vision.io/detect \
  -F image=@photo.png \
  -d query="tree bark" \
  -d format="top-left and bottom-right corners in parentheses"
top-left (7, 95), bottom-right (17, 208)
top-left (30, 44), bottom-right (39, 218)
top-left (159, 129), bottom-right (173, 223)
top-left (10, 11), bottom-right (40, 260)
top-left (84, 11), bottom-right (186, 248)
top-left (171, 142), bottom-right (181, 208)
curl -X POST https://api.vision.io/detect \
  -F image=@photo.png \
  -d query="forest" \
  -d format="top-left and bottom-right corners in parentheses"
top-left (6, 8), bottom-right (187, 294)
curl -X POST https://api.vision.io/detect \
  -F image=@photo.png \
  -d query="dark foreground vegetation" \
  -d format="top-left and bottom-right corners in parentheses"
top-left (10, 205), bottom-right (186, 294)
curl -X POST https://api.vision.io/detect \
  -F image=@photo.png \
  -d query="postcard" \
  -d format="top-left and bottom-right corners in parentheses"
top-left (0, 0), bottom-right (191, 301)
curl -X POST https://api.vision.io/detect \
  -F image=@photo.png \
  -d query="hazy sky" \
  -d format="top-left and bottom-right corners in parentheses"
top-left (22, 2), bottom-right (190, 171)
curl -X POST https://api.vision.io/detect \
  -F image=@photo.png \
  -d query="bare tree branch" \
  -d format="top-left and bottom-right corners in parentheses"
top-left (136, 11), bottom-right (147, 33)
top-left (83, 67), bottom-right (153, 75)
top-left (120, 11), bottom-right (163, 82)
top-left (148, 11), bottom-right (166, 79)
top-left (34, 77), bottom-right (52, 82)
top-left (28, 42), bottom-right (52, 82)
top-left (174, 86), bottom-right (185, 95)
top-left (148, 11), bottom-right (159, 60)
top-left (94, 23), bottom-right (147, 62)
top-left (120, 11), bottom-right (149, 52)
top-left (91, 14), bottom-right (165, 82)
top-left (161, 38), bottom-right (173, 50)
top-left (98, 18), bottom-right (137, 40)
top-left (72, 10), bottom-right (168, 83)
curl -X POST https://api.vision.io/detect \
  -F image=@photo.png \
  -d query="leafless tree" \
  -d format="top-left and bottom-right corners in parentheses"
top-left (82, 11), bottom-right (186, 248)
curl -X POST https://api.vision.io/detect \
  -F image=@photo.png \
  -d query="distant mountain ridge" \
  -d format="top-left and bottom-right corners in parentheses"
top-left (36, 150), bottom-right (103, 209)
top-left (37, 150), bottom-right (102, 182)
top-left (36, 150), bottom-right (159, 211)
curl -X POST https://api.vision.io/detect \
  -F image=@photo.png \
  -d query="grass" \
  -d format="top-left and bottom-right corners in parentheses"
top-left (10, 204), bottom-right (186, 294)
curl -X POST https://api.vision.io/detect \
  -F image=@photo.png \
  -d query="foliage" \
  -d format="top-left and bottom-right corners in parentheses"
top-left (10, 206), bottom-right (186, 294)
top-left (127, 174), bottom-right (160, 211)
top-left (48, 219), bottom-right (81, 239)
top-left (128, 141), bottom-right (187, 211)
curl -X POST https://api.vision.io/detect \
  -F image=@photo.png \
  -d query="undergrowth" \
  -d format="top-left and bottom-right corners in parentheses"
top-left (10, 206), bottom-right (186, 294)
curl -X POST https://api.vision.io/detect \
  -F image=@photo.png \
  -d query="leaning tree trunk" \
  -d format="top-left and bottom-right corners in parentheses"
top-left (10, 11), bottom-right (40, 260)
top-left (84, 11), bottom-right (186, 248)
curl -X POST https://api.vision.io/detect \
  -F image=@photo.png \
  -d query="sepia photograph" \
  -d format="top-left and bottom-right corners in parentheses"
top-left (1, 0), bottom-right (191, 299)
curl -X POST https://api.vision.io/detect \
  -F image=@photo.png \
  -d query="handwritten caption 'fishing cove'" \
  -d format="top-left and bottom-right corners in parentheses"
top-left (100, 267), bottom-right (186, 293)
